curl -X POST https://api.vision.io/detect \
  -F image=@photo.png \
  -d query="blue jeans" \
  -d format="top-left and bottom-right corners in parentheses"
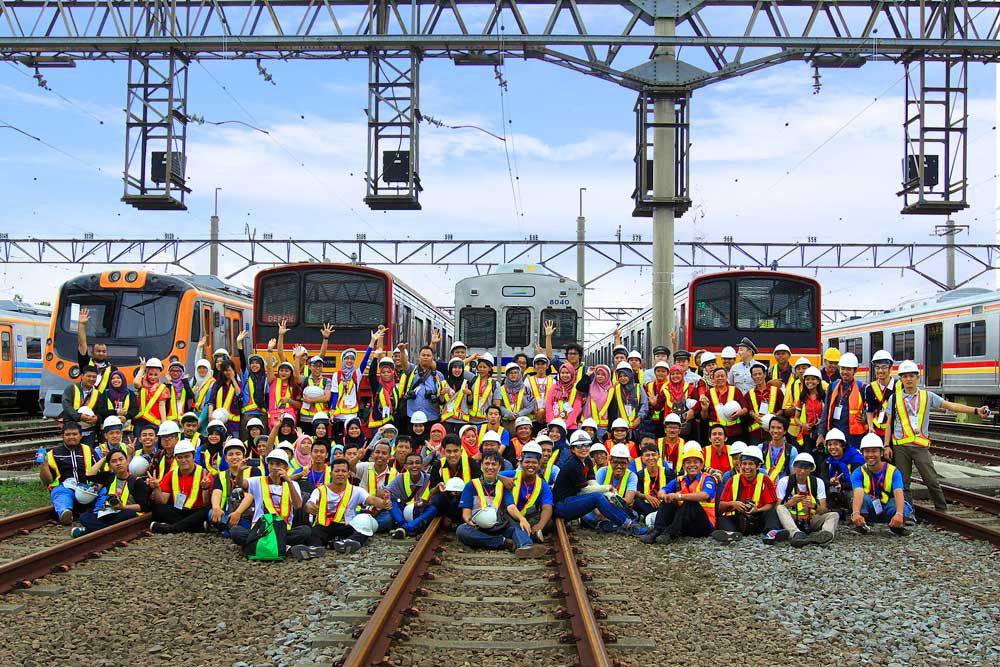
top-left (375, 510), bottom-right (394, 533)
top-left (554, 493), bottom-right (630, 526)
top-left (860, 495), bottom-right (913, 522)
top-left (50, 484), bottom-right (78, 516)
top-left (389, 498), bottom-right (437, 533)
top-left (456, 522), bottom-right (531, 550)
top-left (79, 508), bottom-right (138, 533)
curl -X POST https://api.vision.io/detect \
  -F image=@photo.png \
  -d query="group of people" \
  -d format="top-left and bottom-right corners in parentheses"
top-left (49, 315), bottom-right (988, 559)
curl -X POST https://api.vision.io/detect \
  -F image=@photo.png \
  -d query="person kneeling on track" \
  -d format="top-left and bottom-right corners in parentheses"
top-left (712, 445), bottom-right (780, 544)
top-left (41, 423), bottom-right (98, 525)
top-left (148, 440), bottom-right (213, 534)
top-left (498, 442), bottom-right (554, 542)
top-left (306, 458), bottom-right (391, 554)
top-left (550, 432), bottom-right (646, 537)
top-left (207, 439), bottom-right (253, 537)
top-left (582, 443), bottom-right (638, 532)
top-left (73, 447), bottom-right (151, 537)
top-left (456, 452), bottom-right (546, 559)
top-left (642, 443), bottom-right (716, 545)
top-left (387, 452), bottom-right (437, 538)
top-left (851, 433), bottom-right (914, 537)
top-left (769, 452), bottom-right (839, 547)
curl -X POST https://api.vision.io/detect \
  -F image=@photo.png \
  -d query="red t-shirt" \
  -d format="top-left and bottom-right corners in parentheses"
top-left (703, 385), bottom-right (749, 437)
top-left (703, 446), bottom-right (732, 474)
top-left (159, 468), bottom-right (213, 508)
top-left (718, 473), bottom-right (777, 505)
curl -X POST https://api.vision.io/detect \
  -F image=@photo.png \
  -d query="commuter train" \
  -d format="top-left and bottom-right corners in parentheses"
top-left (586, 270), bottom-right (822, 367)
top-left (454, 265), bottom-right (584, 364)
top-left (0, 300), bottom-right (51, 413)
top-left (253, 263), bottom-right (453, 371)
top-left (822, 286), bottom-right (1000, 405)
top-left (41, 271), bottom-right (253, 417)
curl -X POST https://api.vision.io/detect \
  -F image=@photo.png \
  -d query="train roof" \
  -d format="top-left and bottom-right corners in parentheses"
top-left (0, 300), bottom-right (51, 321)
top-left (456, 267), bottom-right (582, 289)
top-left (59, 272), bottom-right (251, 301)
top-left (824, 286), bottom-right (1000, 333)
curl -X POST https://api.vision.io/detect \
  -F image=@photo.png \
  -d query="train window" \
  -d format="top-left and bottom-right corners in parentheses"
top-left (460, 307), bottom-right (496, 348)
top-left (892, 331), bottom-right (915, 361)
top-left (735, 278), bottom-right (814, 331)
top-left (302, 271), bottom-right (386, 327)
top-left (117, 293), bottom-right (180, 338)
top-left (827, 337), bottom-right (839, 351)
top-left (870, 332), bottom-right (884, 355)
top-left (415, 318), bottom-right (424, 349)
top-left (258, 273), bottom-right (300, 325)
top-left (1, 332), bottom-right (9, 361)
top-left (502, 286), bottom-right (536, 298)
top-left (954, 320), bottom-right (986, 357)
top-left (692, 280), bottom-right (731, 330)
top-left (505, 308), bottom-right (531, 348)
top-left (61, 300), bottom-right (113, 337)
top-left (540, 308), bottom-right (577, 349)
top-left (845, 337), bottom-right (863, 364)
top-left (25, 337), bottom-right (42, 360)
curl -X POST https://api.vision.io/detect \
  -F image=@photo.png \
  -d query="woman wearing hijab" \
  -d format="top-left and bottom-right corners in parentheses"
top-left (341, 417), bottom-right (368, 458)
top-left (105, 369), bottom-right (138, 433)
top-left (545, 363), bottom-right (583, 430)
top-left (165, 360), bottom-right (194, 420)
top-left (492, 362), bottom-right (535, 432)
top-left (240, 350), bottom-right (269, 436)
top-left (606, 363), bottom-right (648, 431)
top-left (666, 363), bottom-right (698, 439)
top-left (190, 359), bottom-right (215, 431)
top-left (583, 364), bottom-right (613, 439)
top-left (439, 357), bottom-right (469, 434)
top-left (208, 358), bottom-right (244, 437)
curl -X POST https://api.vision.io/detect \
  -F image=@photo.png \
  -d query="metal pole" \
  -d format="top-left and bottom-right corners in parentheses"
top-left (577, 187), bottom-right (587, 331)
top-left (946, 218), bottom-right (956, 289)
top-left (210, 187), bottom-right (221, 276)
top-left (651, 17), bottom-right (676, 348)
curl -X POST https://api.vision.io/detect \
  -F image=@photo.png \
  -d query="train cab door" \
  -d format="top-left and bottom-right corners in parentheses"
top-left (0, 325), bottom-right (12, 385)
top-left (924, 323), bottom-right (943, 387)
top-left (201, 303), bottom-right (214, 351)
top-left (225, 308), bottom-right (244, 373)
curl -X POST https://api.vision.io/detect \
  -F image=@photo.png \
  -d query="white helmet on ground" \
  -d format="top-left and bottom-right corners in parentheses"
top-left (349, 513), bottom-right (379, 537)
top-left (403, 504), bottom-right (417, 523)
top-left (645, 512), bottom-right (657, 528)
top-left (471, 506), bottom-right (501, 530)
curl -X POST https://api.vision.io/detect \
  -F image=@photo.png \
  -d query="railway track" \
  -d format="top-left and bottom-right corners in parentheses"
top-left (0, 424), bottom-right (59, 445)
top-left (0, 507), bottom-right (53, 540)
top-left (915, 482), bottom-right (1000, 547)
top-left (930, 440), bottom-right (1000, 467)
top-left (929, 417), bottom-right (1000, 439)
top-left (337, 517), bottom-right (621, 667)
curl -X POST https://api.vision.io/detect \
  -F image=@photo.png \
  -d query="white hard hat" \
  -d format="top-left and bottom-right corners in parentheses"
top-left (309, 355), bottom-right (324, 365)
top-left (681, 443), bottom-right (704, 462)
top-left (665, 412), bottom-right (682, 425)
top-left (614, 361), bottom-right (631, 373)
top-left (532, 353), bottom-right (550, 363)
top-left (223, 438), bottom-right (247, 454)
top-left (213, 348), bottom-right (230, 357)
top-left (450, 340), bottom-right (467, 351)
top-left (700, 352), bottom-right (717, 366)
top-left (859, 433), bottom-right (885, 450)
top-left (102, 415), bottom-right (123, 429)
top-left (872, 350), bottom-right (894, 364)
top-left (588, 443), bottom-right (607, 456)
top-left (403, 504), bottom-right (416, 523)
top-left (794, 356), bottom-right (811, 368)
top-left (729, 441), bottom-right (748, 457)
top-left (292, 345), bottom-right (308, 357)
top-left (760, 413), bottom-right (774, 430)
top-left (302, 385), bottom-right (325, 401)
top-left (610, 418), bottom-right (630, 430)
top-left (547, 417), bottom-right (567, 431)
top-left (349, 513), bottom-right (379, 537)
top-left (825, 428), bottom-right (847, 443)
top-left (478, 352), bottom-right (495, 366)
top-left (627, 350), bottom-right (642, 360)
top-left (480, 430), bottom-right (502, 444)
top-left (521, 442), bottom-right (543, 457)
top-left (245, 417), bottom-right (264, 429)
top-left (898, 360), bottom-right (919, 375)
top-left (773, 344), bottom-right (791, 354)
top-left (146, 357), bottom-right (163, 369)
top-left (196, 359), bottom-right (212, 370)
top-left (720, 346), bottom-right (737, 359)
top-left (211, 408), bottom-right (231, 422)
top-left (173, 441), bottom-right (196, 456)
top-left (722, 400), bottom-right (742, 420)
top-left (78, 406), bottom-right (96, 418)
top-left (180, 411), bottom-right (200, 423)
top-left (157, 421), bottom-right (181, 437)
top-left (803, 366), bottom-right (822, 379)
top-left (645, 512), bottom-right (657, 528)
top-left (459, 424), bottom-right (477, 439)
top-left (839, 352), bottom-right (859, 369)
top-left (128, 454), bottom-right (150, 476)
top-left (504, 362), bottom-right (519, 373)
top-left (569, 430), bottom-right (592, 446)
top-left (207, 419), bottom-right (227, 432)
top-left (685, 398), bottom-right (698, 410)
top-left (265, 449), bottom-right (291, 465)
top-left (579, 417), bottom-right (598, 430)
top-left (444, 478), bottom-right (467, 493)
top-left (741, 445), bottom-right (764, 463)
top-left (410, 411), bottom-right (428, 425)
top-left (74, 484), bottom-right (99, 505)
top-left (652, 360), bottom-right (669, 371)
top-left (609, 443), bottom-right (632, 459)
top-left (312, 411), bottom-right (330, 422)
top-left (514, 416), bottom-right (533, 429)
top-left (471, 506), bottom-right (501, 530)
top-left (792, 452), bottom-right (816, 468)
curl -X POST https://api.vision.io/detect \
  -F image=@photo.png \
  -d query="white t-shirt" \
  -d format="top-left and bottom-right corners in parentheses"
top-left (247, 476), bottom-right (302, 527)
top-left (355, 462), bottom-right (394, 492)
top-left (307, 484), bottom-right (369, 523)
top-left (775, 476), bottom-right (827, 502)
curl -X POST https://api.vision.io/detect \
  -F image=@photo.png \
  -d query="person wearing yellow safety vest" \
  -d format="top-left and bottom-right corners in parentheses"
top-left (40, 423), bottom-right (97, 525)
top-left (95, 415), bottom-right (128, 461)
top-left (148, 420), bottom-right (182, 481)
top-left (606, 363), bottom-right (648, 432)
top-left (817, 352), bottom-right (866, 449)
top-left (165, 361), bottom-right (195, 422)
top-left (207, 439), bottom-right (253, 536)
top-left (582, 365), bottom-right (613, 435)
top-left (149, 440), bottom-right (213, 533)
top-left (225, 448), bottom-right (318, 559)
top-left (643, 361), bottom-right (671, 437)
top-left (851, 433), bottom-right (914, 536)
top-left (626, 350), bottom-right (647, 386)
top-left (713, 445), bottom-right (780, 544)
top-left (132, 357), bottom-right (170, 436)
top-left (387, 451), bottom-right (436, 537)
top-left (75, 307), bottom-right (117, 394)
top-left (456, 452), bottom-right (547, 558)
top-left (657, 413), bottom-right (686, 475)
top-left (104, 370), bottom-right (139, 434)
top-left (73, 446), bottom-right (151, 537)
top-left (783, 361), bottom-right (826, 450)
top-left (493, 363), bottom-right (536, 431)
top-left (536, 436), bottom-right (560, 486)
top-left (703, 425), bottom-right (734, 480)
top-left (769, 452), bottom-right (839, 547)
top-left (60, 365), bottom-right (108, 446)
top-left (478, 405), bottom-right (511, 453)
top-left (440, 357), bottom-right (472, 433)
top-left (429, 435), bottom-right (481, 525)
top-left (328, 328), bottom-right (379, 439)
top-left (207, 359), bottom-right (243, 438)
top-left (298, 354), bottom-right (331, 436)
top-left (884, 359), bottom-right (989, 513)
top-left (527, 353), bottom-right (555, 426)
top-left (497, 441), bottom-right (554, 542)
top-left (864, 350), bottom-right (896, 441)
top-left (463, 354), bottom-right (498, 426)
top-left (504, 416), bottom-right (535, 467)
top-left (367, 357), bottom-right (401, 431)
top-left (745, 362), bottom-right (784, 446)
top-left (582, 443), bottom-right (638, 532)
top-left (631, 442), bottom-right (669, 520)
top-left (195, 419), bottom-right (227, 475)
top-left (306, 456), bottom-right (390, 553)
top-left (699, 367), bottom-right (748, 440)
top-left (761, 415), bottom-right (798, 484)
top-left (354, 440), bottom-right (398, 533)
top-left (641, 442), bottom-right (718, 544)
top-left (264, 358), bottom-right (298, 430)
top-left (767, 343), bottom-right (795, 393)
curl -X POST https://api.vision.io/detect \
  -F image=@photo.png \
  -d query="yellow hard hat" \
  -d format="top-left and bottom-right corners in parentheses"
top-left (681, 443), bottom-right (704, 462)
top-left (823, 347), bottom-right (841, 363)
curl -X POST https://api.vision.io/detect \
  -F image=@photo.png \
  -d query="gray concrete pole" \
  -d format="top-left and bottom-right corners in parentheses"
top-left (651, 17), bottom-right (676, 348)
top-left (577, 187), bottom-right (587, 331)
top-left (946, 218), bottom-right (956, 289)
top-left (210, 187), bottom-right (221, 276)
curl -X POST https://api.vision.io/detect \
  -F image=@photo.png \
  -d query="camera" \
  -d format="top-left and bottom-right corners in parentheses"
top-left (403, 390), bottom-right (417, 401)
top-left (427, 390), bottom-right (439, 402)
top-left (107, 495), bottom-right (121, 507)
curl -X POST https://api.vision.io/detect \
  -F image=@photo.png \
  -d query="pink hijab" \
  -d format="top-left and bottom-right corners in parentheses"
top-left (294, 434), bottom-right (313, 467)
top-left (587, 365), bottom-right (612, 409)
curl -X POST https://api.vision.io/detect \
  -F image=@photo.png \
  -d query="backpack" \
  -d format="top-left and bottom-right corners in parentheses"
top-left (243, 513), bottom-right (287, 561)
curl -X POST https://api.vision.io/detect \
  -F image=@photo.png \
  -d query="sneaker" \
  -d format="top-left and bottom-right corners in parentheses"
top-left (149, 522), bottom-right (174, 534)
top-left (790, 531), bottom-right (810, 548)
top-left (533, 530), bottom-right (545, 543)
top-left (712, 530), bottom-right (739, 545)
top-left (307, 545), bottom-right (326, 558)
top-left (70, 527), bottom-right (86, 538)
top-left (762, 529), bottom-right (789, 545)
top-left (853, 523), bottom-right (872, 535)
top-left (339, 539), bottom-right (362, 554)
top-left (810, 530), bottom-right (835, 545)
top-left (389, 528), bottom-right (407, 540)
top-left (640, 530), bottom-right (661, 545)
top-left (654, 532), bottom-right (673, 545)
top-left (58, 509), bottom-right (73, 526)
top-left (287, 544), bottom-right (322, 561)
top-left (889, 525), bottom-right (914, 537)
top-left (515, 544), bottom-right (547, 559)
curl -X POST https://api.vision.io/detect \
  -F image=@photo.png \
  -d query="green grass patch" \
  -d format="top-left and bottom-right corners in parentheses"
top-left (0, 478), bottom-right (49, 517)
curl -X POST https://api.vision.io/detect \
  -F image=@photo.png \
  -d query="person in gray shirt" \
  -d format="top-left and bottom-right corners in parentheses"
top-left (727, 337), bottom-right (758, 394)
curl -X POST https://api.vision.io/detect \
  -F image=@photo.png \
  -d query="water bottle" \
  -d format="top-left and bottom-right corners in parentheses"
top-left (34, 446), bottom-right (46, 464)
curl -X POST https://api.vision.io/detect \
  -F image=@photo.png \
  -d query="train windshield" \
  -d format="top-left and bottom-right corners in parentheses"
top-left (302, 270), bottom-right (386, 327)
top-left (540, 308), bottom-right (578, 349)
top-left (735, 278), bottom-right (814, 331)
top-left (59, 291), bottom-right (179, 339)
top-left (460, 307), bottom-right (496, 347)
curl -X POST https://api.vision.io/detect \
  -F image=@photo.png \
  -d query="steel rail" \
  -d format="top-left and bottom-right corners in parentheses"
top-left (0, 425), bottom-right (59, 444)
top-left (0, 448), bottom-right (37, 470)
top-left (0, 507), bottom-right (52, 540)
top-left (553, 518), bottom-right (613, 667)
top-left (914, 505), bottom-right (1000, 547)
top-left (931, 441), bottom-right (1000, 467)
top-left (940, 484), bottom-right (1000, 517)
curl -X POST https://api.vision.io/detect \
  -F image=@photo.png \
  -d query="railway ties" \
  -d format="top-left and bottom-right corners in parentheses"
top-left (930, 441), bottom-right (1000, 467)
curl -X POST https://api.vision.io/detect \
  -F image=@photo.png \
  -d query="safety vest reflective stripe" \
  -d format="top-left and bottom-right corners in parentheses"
top-left (440, 380), bottom-right (468, 422)
top-left (157, 455), bottom-right (178, 478)
top-left (95, 365), bottom-right (112, 393)
top-left (826, 380), bottom-right (866, 435)
top-left (472, 478), bottom-right (504, 508)
top-left (599, 467), bottom-right (630, 496)
top-left (243, 375), bottom-right (262, 413)
top-left (215, 385), bottom-right (241, 423)
top-left (861, 464), bottom-right (897, 505)
top-left (554, 386), bottom-right (579, 420)
top-left (469, 377), bottom-right (493, 419)
top-left (644, 381), bottom-right (668, 420)
top-left (529, 376), bottom-right (553, 405)
top-left (501, 387), bottom-right (526, 414)
top-left (543, 456), bottom-right (556, 483)
top-left (300, 376), bottom-right (327, 417)
top-left (640, 465), bottom-right (664, 495)
top-left (764, 446), bottom-right (787, 481)
top-left (260, 479), bottom-right (292, 523)
top-left (365, 466), bottom-right (398, 494)
top-left (200, 448), bottom-right (221, 475)
top-left (45, 447), bottom-right (94, 490)
top-left (136, 384), bottom-right (168, 425)
top-left (680, 473), bottom-right (716, 525)
top-left (613, 385), bottom-right (640, 426)
top-left (167, 386), bottom-right (185, 420)
top-left (870, 382), bottom-right (889, 425)
top-left (315, 485), bottom-right (353, 526)
top-left (368, 385), bottom-right (396, 428)
top-left (768, 364), bottom-right (794, 394)
top-left (403, 474), bottom-right (431, 502)
top-left (655, 437), bottom-right (685, 471)
top-left (709, 386), bottom-right (738, 426)
top-left (195, 379), bottom-right (215, 411)
top-left (588, 391), bottom-right (615, 428)
top-left (704, 445), bottom-right (730, 471)
top-left (512, 471), bottom-right (542, 512)
top-left (440, 453), bottom-right (472, 482)
top-left (724, 473), bottom-right (764, 515)
top-left (112, 477), bottom-right (132, 507)
top-left (331, 377), bottom-right (358, 416)
top-left (748, 386), bottom-right (779, 433)
top-left (72, 385), bottom-right (100, 411)
top-left (477, 423), bottom-right (504, 445)
top-left (892, 390), bottom-right (931, 447)
top-left (218, 470), bottom-right (248, 509)
top-left (786, 476), bottom-right (817, 519)
top-left (171, 465), bottom-right (205, 510)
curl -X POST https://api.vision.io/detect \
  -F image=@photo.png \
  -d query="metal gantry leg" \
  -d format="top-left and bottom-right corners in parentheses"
top-left (122, 52), bottom-right (191, 211)
top-left (365, 49), bottom-right (422, 210)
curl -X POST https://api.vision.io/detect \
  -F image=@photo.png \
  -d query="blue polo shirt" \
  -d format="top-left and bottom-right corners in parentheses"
top-left (662, 473), bottom-right (717, 500)
top-left (499, 470), bottom-right (554, 508)
top-left (459, 478), bottom-right (516, 510)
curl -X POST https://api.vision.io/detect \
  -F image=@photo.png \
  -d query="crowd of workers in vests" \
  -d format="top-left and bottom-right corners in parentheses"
top-left (47, 309), bottom-right (989, 560)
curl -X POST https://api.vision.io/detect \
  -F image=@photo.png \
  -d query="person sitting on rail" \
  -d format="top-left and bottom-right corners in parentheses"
top-left (104, 369), bottom-right (138, 434)
top-left (851, 433), bottom-right (914, 536)
top-left (588, 442), bottom-right (609, 473)
top-left (606, 363), bottom-right (648, 432)
top-left (822, 428), bottom-right (863, 516)
top-left (603, 418), bottom-right (638, 459)
top-left (498, 442), bottom-right (553, 542)
top-left (551, 433), bottom-right (646, 536)
top-left (430, 435), bottom-right (479, 526)
top-left (885, 359), bottom-right (990, 513)
top-left (95, 415), bottom-right (127, 460)
top-left (61, 365), bottom-right (107, 446)
top-left (768, 452), bottom-right (838, 547)
top-left (761, 415), bottom-right (798, 483)
top-left (387, 452), bottom-right (436, 538)
top-left (208, 359), bottom-right (243, 438)
top-left (632, 442), bottom-right (668, 520)
top-left (148, 440), bottom-right (213, 534)
top-left (480, 431), bottom-right (513, 472)
top-left (73, 446), bottom-right (151, 537)
top-left (494, 362), bottom-right (535, 433)
top-left (720, 441), bottom-right (748, 487)
top-left (817, 352), bottom-right (866, 450)
top-left (504, 416), bottom-right (535, 466)
top-left (546, 363), bottom-right (584, 431)
top-left (306, 458), bottom-right (390, 554)
top-left (702, 425), bottom-right (732, 482)
top-left (354, 439), bottom-right (398, 533)
top-left (582, 365), bottom-right (613, 439)
top-left (746, 362), bottom-right (783, 446)
top-left (726, 337), bottom-right (758, 394)
top-left (643, 360), bottom-right (671, 438)
top-left (478, 405), bottom-right (510, 450)
top-left (537, 435), bottom-right (560, 485)
top-left (658, 413), bottom-right (685, 474)
top-left (207, 439), bottom-right (252, 537)
top-left (456, 452), bottom-right (547, 558)
top-left (41, 423), bottom-right (98, 525)
top-left (582, 443), bottom-right (638, 531)
top-left (713, 445), bottom-right (780, 544)
top-left (642, 443), bottom-right (717, 545)
top-left (700, 366), bottom-right (748, 444)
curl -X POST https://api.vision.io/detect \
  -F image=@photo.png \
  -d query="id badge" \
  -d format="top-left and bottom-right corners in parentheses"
top-left (833, 405), bottom-right (843, 420)
top-left (344, 394), bottom-right (357, 409)
top-left (872, 498), bottom-right (883, 514)
top-left (560, 401), bottom-right (570, 416)
top-left (382, 405), bottom-right (391, 419)
top-left (174, 492), bottom-right (187, 510)
top-left (625, 405), bottom-right (635, 418)
top-left (909, 413), bottom-right (921, 430)
top-left (876, 410), bottom-right (886, 424)
top-left (759, 402), bottom-right (769, 415)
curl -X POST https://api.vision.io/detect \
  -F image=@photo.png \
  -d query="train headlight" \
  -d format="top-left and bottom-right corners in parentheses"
top-left (125, 271), bottom-right (138, 283)
top-left (56, 361), bottom-right (65, 370)
top-left (68, 366), bottom-right (80, 379)
top-left (108, 271), bottom-right (122, 282)
top-left (176, 341), bottom-right (186, 349)
top-left (45, 353), bottom-right (53, 361)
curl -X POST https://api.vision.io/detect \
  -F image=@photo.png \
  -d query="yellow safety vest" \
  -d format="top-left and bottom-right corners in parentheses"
top-left (440, 454), bottom-right (472, 482)
top-left (214, 384), bottom-right (241, 424)
top-left (72, 385), bottom-right (100, 412)
top-left (860, 464), bottom-right (898, 505)
top-left (440, 380), bottom-right (468, 422)
top-left (511, 471), bottom-right (543, 513)
top-left (763, 445), bottom-right (788, 481)
top-left (892, 390), bottom-right (930, 447)
top-left (402, 474), bottom-right (431, 502)
top-left (588, 392), bottom-right (615, 428)
top-left (135, 384), bottom-right (168, 425)
top-left (785, 476), bottom-right (818, 520)
top-left (195, 378), bottom-right (215, 411)
top-left (471, 478), bottom-right (503, 509)
top-left (331, 376), bottom-right (358, 417)
top-left (45, 447), bottom-right (94, 490)
top-left (314, 484), bottom-right (353, 526)
top-left (528, 375), bottom-right (553, 406)
top-left (469, 376), bottom-right (494, 419)
top-left (500, 385), bottom-right (526, 415)
top-left (598, 467), bottom-right (631, 496)
top-left (259, 478), bottom-right (292, 524)
top-left (171, 465), bottom-right (205, 510)
top-left (768, 364), bottom-right (794, 394)
top-left (612, 385), bottom-right (640, 427)
top-left (95, 365), bottom-right (112, 393)
top-left (747, 385), bottom-right (779, 434)
top-left (299, 375), bottom-right (328, 418)
top-left (709, 386), bottom-right (738, 427)
top-left (365, 466), bottom-right (398, 494)
top-left (723, 473), bottom-right (764, 516)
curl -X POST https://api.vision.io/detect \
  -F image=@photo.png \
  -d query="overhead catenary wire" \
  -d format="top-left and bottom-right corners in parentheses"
top-left (494, 24), bottom-right (526, 224)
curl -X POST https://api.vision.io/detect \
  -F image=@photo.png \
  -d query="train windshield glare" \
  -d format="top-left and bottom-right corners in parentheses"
top-left (59, 291), bottom-right (179, 339)
top-left (302, 271), bottom-right (385, 327)
top-left (735, 278), bottom-right (814, 331)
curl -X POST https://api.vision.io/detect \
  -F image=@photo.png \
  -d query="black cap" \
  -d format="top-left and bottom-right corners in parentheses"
top-left (737, 337), bottom-right (757, 355)
top-left (673, 350), bottom-right (691, 361)
top-left (652, 345), bottom-right (670, 356)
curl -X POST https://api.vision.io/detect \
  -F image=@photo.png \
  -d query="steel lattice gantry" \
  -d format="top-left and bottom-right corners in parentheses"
top-left (2, 0), bottom-right (999, 341)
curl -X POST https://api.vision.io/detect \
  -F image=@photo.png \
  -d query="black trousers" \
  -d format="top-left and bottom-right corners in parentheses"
top-left (652, 501), bottom-right (714, 538)
top-left (716, 508), bottom-right (780, 535)
top-left (152, 505), bottom-right (209, 533)
top-left (231, 523), bottom-right (311, 547)
top-left (431, 492), bottom-right (463, 523)
top-left (308, 523), bottom-right (369, 547)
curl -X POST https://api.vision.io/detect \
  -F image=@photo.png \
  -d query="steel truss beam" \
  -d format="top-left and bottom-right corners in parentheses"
top-left (0, 237), bottom-right (995, 290)
top-left (2, 2), bottom-right (1000, 90)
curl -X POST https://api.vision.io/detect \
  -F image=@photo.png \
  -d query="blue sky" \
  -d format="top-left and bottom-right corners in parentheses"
top-left (0, 41), bottom-right (996, 341)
